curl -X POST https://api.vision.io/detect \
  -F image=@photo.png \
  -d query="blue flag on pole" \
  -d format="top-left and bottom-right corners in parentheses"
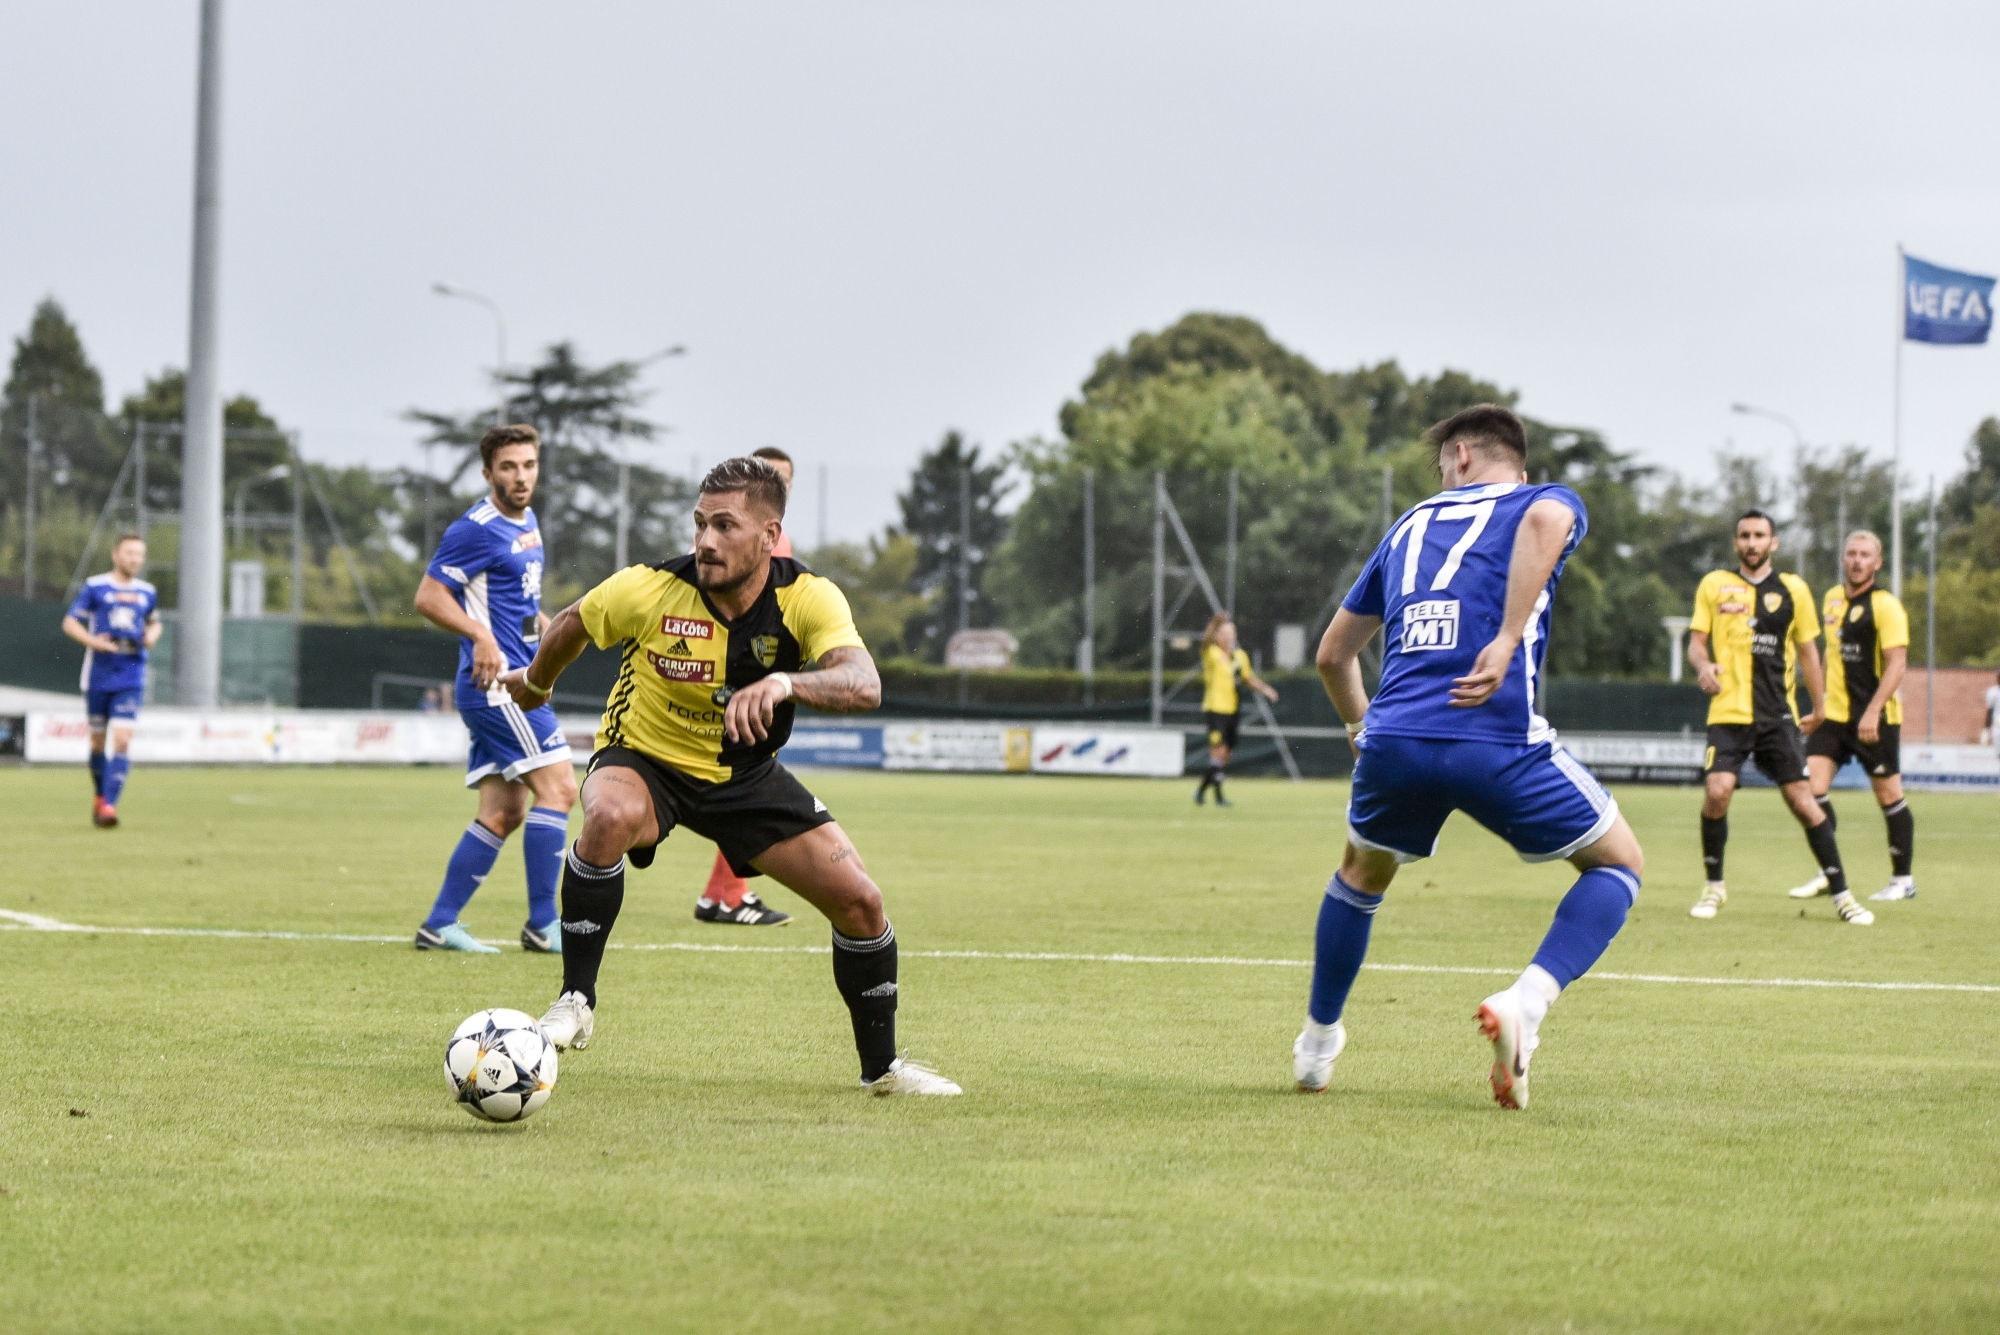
top-left (1904, 254), bottom-right (1994, 344)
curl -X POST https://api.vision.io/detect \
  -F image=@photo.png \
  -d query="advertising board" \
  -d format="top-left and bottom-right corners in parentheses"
top-left (1029, 727), bottom-right (1185, 777)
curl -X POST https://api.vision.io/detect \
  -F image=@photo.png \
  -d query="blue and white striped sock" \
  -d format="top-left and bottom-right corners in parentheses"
top-left (522, 807), bottom-right (569, 929)
top-left (423, 820), bottom-right (506, 931)
top-left (1528, 865), bottom-right (1640, 999)
top-left (103, 753), bottom-right (131, 806)
top-left (1308, 872), bottom-right (1384, 1025)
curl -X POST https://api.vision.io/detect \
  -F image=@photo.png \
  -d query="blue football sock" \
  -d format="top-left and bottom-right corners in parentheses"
top-left (1530, 866), bottom-right (1640, 989)
top-left (103, 754), bottom-right (131, 806)
top-left (1308, 872), bottom-right (1385, 1025)
top-left (423, 820), bottom-right (507, 931)
top-left (89, 752), bottom-right (106, 797)
top-left (523, 807), bottom-right (569, 928)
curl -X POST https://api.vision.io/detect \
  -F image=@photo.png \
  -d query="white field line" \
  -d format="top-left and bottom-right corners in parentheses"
top-left (3, 908), bottom-right (1996, 995)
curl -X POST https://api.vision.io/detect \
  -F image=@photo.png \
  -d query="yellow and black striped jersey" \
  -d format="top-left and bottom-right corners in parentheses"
top-left (1200, 644), bottom-right (1253, 714)
top-left (580, 555), bottom-right (866, 783)
top-left (1689, 569), bottom-right (1817, 726)
top-left (1821, 583), bottom-right (1908, 725)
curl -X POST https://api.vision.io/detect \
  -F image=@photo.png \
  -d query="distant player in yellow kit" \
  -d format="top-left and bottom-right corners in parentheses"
top-left (1193, 612), bottom-right (1278, 807)
top-left (1787, 530), bottom-right (1917, 904)
top-left (1684, 510), bottom-right (1870, 926)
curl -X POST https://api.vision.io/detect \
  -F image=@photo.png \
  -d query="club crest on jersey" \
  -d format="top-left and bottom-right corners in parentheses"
top-left (749, 634), bottom-right (779, 667)
top-left (647, 649), bottom-right (714, 683)
top-left (661, 616), bottom-right (714, 640)
top-left (1850, 604), bottom-right (1865, 623)
top-left (1763, 592), bottom-right (1783, 613)
top-left (1400, 599), bottom-right (1460, 652)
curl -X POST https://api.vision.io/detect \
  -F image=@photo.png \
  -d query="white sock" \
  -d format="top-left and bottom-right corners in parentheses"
top-left (1893, 874), bottom-right (1914, 887)
top-left (1512, 964), bottom-right (1561, 1027)
top-left (1301, 1017), bottom-right (1342, 1054)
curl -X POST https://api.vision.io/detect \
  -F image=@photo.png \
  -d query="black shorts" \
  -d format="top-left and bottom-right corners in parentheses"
top-left (1806, 718), bottom-right (1901, 778)
top-left (1705, 721), bottom-right (1809, 786)
top-left (587, 747), bottom-right (834, 877)
top-left (1205, 711), bottom-right (1241, 750)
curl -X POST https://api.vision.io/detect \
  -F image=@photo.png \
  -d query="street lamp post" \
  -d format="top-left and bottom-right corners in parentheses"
top-left (1730, 402), bottom-right (1817, 574)
top-left (615, 345), bottom-right (687, 569)
top-left (432, 283), bottom-right (509, 426)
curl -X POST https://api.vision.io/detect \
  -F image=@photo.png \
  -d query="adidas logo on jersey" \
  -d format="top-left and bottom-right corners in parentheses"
top-left (813, 797), bottom-right (827, 813)
top-left (1401, 599), bottom-right (1460, 651)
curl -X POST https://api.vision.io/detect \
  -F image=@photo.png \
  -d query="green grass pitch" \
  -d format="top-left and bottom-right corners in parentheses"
top-left (3, 764), bottom-right (1997, 1333)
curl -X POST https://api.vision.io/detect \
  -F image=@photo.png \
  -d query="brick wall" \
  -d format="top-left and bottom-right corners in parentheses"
top-left (1897, 665), bottom-right (2000, 743)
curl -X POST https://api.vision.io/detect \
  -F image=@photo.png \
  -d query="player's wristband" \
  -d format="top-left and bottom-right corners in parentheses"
top-left (522, 670), bottom-right (553, 698)
top-left (770, 672), bottom-right (794, 700)
top-left (1343, 719), bottom-right (1366, 737)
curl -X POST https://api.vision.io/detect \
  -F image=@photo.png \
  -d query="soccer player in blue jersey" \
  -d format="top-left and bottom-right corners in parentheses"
top-left (1294, 405), bottom-right (1646, 1110)
top-left (62, 533), bottom-right (162, 828)
top-left (410, 424), bottom-right (578, 953)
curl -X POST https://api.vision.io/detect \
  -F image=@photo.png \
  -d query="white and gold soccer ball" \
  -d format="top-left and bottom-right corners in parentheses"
top-left (444, 1008), bottom-right (558, 1123)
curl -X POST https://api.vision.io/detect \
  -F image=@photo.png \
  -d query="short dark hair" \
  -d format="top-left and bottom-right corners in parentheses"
top-left (700, 456), bottom-right (789, 518)
top-left (113, 531), bottom-right (144, 548)
top-left (480, 424), bottom-right (540, 470)
top-left (1735, 508), bottom-right (1775, 533)
top-left (1427, 404), bottom-right (1527, 468)
top-left (750, 446), bottom-right (792, 466)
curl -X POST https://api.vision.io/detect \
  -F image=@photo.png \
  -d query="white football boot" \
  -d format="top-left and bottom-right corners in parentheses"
top-left (861, 1057), bottom-right (962, 1096)
top-left (1476, 989), bottom-right (1538, 1110)
top-left (1833, 892), bottom-right (1875, 926)
top-left (1787, 872), bottom-right (1831, 899)
top-left (1689, 882), bottom-right (1727, 920)
top-left (538, 990), bottom-right (595, 1050)
top-left (1292, 1019), bottom-right (1347, 1093)
top-left (1868, 877), bottom-right (1917, 902)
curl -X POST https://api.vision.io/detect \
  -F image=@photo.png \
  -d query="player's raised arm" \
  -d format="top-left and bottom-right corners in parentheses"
top-left (500, 599), bottom-right (590, 707)
top-left (1449, 498), bottom-right (1575, 709)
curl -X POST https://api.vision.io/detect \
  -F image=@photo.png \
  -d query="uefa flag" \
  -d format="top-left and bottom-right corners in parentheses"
top-left (1904, 254), bottom-right (1995, 345)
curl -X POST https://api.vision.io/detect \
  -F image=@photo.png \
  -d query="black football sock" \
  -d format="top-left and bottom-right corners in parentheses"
top-left (831, 923), bottom-right (898, 1082)
top-left (1803, 819), bottom-right (1848, 898)
top-left (559, 843), bottom-right (625, 1008)
top-left (1700, 815), bottom-right (1727, 881)
top-left (1883, 800), bottom-right (1915, 877)
top-left (1815, 795), bottom-right (1837, 832)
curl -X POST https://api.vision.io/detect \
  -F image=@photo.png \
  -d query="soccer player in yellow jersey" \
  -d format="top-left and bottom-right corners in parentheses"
top-left (499, 457), bottom-right (961, 1095)
top-left (1193, 613), bottom-right (1278, 806)
top-left (1787, 530), bottom-right (1917, 904)
top-left (1685, 510), bottom-right (1871, 925)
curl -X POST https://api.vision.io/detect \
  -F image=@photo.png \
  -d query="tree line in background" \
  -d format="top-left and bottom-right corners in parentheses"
top-left (5, 300), bottom-right (1997, 675)
top-left (0, 299), bottom-right (693, 625)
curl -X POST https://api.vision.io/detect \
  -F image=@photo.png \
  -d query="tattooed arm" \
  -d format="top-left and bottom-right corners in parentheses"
top-left (724, 645), bottom-right (882, 744)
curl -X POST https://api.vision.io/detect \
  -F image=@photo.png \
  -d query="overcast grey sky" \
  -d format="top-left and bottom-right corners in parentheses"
top-left (6, 2), bottom-right (1998, 542)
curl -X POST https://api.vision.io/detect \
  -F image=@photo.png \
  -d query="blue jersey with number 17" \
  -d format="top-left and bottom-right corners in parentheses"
top-left (1342, 481), bottom-right (1588, 745)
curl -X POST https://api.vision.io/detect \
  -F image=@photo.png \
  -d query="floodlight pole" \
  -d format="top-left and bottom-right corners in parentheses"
top-left (1216, 469), bottom-right (1232, 615)
top-left (289, 434), bottom-right (304, 619)
top-left (1081, 466), bottom-right (1095, 704)
top-left (178, 0), bottom-right (227, 708)
top-left (1150, 471), bottom-right (1165, 727)
top-left (23, 394), bottom-right (36, 598)
top-left (1926, 477), bottom-right (1936, 742)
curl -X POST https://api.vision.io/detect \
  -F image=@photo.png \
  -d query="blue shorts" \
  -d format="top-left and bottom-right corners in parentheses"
top-left (85, 687), bottom-right (144, 728)
top-left (1347, 733), bottom-right (1618, 864)
top-left (463, 702), bottom-right (573, 787)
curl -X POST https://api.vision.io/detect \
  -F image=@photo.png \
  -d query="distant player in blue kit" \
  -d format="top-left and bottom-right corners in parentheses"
top-left (62, 533), bottom-right (162, 828)
top-left (411, 424), bottom-right (578, 953)
top-left (1295, 406), bottom-right (1646, 1110)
